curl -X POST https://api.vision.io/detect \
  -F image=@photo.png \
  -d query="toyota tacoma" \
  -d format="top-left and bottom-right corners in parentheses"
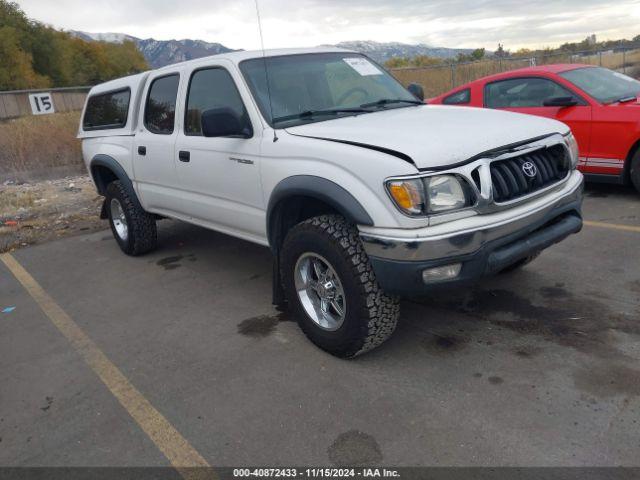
top-left (79, 48), bottom-right (584, 357)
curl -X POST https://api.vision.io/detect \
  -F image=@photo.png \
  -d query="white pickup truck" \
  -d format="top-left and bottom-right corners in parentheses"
top-left (79, 47), bottom-right (584, 357)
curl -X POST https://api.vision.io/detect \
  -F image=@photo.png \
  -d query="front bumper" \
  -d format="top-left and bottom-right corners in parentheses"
top-left (360, 171), bottom-right (584, 296)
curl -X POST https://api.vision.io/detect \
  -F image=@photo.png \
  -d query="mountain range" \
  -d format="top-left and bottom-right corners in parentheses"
top-left (327, 41), bottom-right (472, 63)
top-left (70, 31), bottom-right (236, 68)
top-left (70, 31), bottom-right (472, 68)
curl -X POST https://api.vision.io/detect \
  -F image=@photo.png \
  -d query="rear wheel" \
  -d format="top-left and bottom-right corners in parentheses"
top-left (630, 149), bottom-right (640, 193)
top-left (281, 215), bottom-right (399, 358)
top-left (105, 181), bottom-right (157, 256)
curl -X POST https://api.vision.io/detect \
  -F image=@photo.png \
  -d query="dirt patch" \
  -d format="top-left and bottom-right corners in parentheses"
top-left (328, 430), bottom-right (383, 466)
top-left (539, 284), bottom-right (570, 299)
top-left (512, 346), bottom-right (543, 358)
top-left (0, 175), bottom-right (105, 253)
top-left (157, 256), bottom-right (184, 270)
top-left (573, 364), bottom-right (640, 398)
top-left (414, 287), bottom-right (638, 362)
top-left (156, 253), bottom-right (197, 270)
top-left (237, 312), bottom-right (291, 338)
top-left (422, 334), bottom-right (469, 354)
top-left (40, 396), bottom-right (54, 412)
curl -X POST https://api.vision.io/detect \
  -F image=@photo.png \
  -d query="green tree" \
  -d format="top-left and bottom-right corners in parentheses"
top-left (0, 26), bottom-right (49, 89)
top-left (455, 48), bottom-right (486, 63)
top-left (102, 40), bottom-right (148, 78)
top-left (0, 0), bottom-right (148, 90)
top-left (495, 43), bottom-right (509, 58)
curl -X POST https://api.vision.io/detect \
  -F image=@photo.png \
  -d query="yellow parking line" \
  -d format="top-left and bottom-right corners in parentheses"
top-left (0, 253), bottom-right (213, 480)
top-left (584, 220), bottom-right (640, 234)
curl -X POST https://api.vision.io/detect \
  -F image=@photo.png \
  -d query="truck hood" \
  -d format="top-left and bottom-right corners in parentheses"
top-left (285, 105), bottom-right (569, 170)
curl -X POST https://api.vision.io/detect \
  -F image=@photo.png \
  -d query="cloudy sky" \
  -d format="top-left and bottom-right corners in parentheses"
top-left (16, 0), bottom-right (640, 51)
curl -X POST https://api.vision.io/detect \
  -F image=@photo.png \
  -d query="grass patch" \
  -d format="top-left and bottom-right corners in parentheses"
top-left (0, 112), bottom-right (82, 180)
top-left (0, 190), bottom-right (36, 216)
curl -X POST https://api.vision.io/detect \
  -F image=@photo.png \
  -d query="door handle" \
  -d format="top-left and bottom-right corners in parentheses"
top-left (178, 151), bottom-right (191, 162)
top-left (138, 146), bottom-right (146, 156)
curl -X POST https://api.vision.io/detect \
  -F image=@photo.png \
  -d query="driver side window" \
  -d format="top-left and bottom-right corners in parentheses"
top-left (185, 67), bottom-right (249, 136)
top-left (485, 77), bottom-right (575, 108)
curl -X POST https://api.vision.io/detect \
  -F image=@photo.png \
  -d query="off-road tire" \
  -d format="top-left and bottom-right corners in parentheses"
top-left (630, 149), bottom-right (640, 193)
top-left (105, 181), bottom-right (157, 256)
top-left (280, 214), bottom-right (400, 358)
top-left (499, 252), bottom-right (540, 274)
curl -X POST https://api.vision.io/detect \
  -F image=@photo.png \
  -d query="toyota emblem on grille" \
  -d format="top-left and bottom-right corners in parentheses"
top-left (522, 161), bottom-right (538, 178)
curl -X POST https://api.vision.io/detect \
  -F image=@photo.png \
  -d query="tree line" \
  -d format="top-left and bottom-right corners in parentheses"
top-left (0, 0), bottom-right (148, 91)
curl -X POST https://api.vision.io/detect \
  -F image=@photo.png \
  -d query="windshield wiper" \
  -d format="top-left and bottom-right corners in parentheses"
top-left (272, 108), bottom-right (370, 124)
top-left (616, 95), bottom-right (637, 103)
top-left (360, 98), bottom-right (424, 109)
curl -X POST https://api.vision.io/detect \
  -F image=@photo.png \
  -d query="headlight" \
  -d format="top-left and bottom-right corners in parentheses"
top-left (425, 175), bottom-right (468, 212)
top-left (565, 132), bottom-right (579, 168)
top-left (386, 174), bottom-right (474, 216)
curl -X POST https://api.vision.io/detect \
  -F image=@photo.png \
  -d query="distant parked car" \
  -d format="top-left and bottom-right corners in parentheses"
top-left (429, 65), bottom-right (640, 192)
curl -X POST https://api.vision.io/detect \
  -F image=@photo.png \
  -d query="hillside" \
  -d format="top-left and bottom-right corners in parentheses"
top-left (71, 31), bottom-right (235, 68)
top-left (329, 41), bottom-right (472, 63)
top-left (72, 32), bottom-right (473, 67)
top-left (0, 1), bottom-right (148, 90)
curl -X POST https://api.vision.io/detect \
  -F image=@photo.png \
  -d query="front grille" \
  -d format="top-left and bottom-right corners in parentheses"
top-left (490, 144), bottom-right (570, 203)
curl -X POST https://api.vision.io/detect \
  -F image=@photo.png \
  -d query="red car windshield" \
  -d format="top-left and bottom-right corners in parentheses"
top-left (560, 67), bottom-right (640, 104)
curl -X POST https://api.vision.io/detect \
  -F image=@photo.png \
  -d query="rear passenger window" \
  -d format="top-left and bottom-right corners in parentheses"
top-left (185, 68), bottom-right (248, 136)
top-left (83, 89), bottom-right (130, 130)
top-left (443, 89), bottom-right (470, 105)
top-left (145, 74), bottom-right (180, 135)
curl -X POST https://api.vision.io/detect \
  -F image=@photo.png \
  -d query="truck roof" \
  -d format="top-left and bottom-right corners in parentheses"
top-left (87, 47), bottom-right (355, 96)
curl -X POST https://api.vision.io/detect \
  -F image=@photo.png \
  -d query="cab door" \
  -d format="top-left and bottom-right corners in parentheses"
top-left (484, 76), bottom-right (592, 163)
top-left (133, 71), bottom-right (184, 215)
top-left (173, 62), bottom-right (265, 242)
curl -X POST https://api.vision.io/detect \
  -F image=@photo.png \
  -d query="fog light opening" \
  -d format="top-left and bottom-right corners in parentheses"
top-left (422, 263), bottom-right (462, 283)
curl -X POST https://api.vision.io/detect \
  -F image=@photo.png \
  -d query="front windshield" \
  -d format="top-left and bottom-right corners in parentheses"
top-left (239, 52), bottom-right (420, 127)
top-left (559, 67), bottom-right (640, 103)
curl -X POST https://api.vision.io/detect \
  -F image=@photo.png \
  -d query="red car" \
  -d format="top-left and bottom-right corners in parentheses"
top-left (429, 64), bottom-right (640, 192)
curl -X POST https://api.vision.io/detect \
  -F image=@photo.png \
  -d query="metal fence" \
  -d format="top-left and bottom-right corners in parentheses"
top-left (0, 86), bottom-right (90, 120)
top-left (390, 46), bottom-right (640, 98)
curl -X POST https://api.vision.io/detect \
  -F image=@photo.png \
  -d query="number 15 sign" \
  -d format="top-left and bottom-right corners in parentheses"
top-left (29, 92), bottom-right (55, 115)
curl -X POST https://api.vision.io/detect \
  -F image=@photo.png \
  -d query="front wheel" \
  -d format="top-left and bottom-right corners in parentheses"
top-left (280, 215), bottom-right (400, 358)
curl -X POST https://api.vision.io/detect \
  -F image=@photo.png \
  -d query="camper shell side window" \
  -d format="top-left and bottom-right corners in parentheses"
top-left (83, 88), bottom-right (131, 131)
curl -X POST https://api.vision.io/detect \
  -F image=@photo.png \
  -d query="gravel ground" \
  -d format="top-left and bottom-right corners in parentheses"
top-left (0, 174), bottom-right (105, 253)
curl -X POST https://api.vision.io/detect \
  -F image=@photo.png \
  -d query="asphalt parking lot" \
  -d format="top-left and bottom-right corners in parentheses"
top-left (1, 183), bottom-right (639, 469)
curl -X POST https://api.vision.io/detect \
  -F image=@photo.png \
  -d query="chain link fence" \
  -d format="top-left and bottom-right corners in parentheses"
top-left (390, 46), bottom-right (640, 98)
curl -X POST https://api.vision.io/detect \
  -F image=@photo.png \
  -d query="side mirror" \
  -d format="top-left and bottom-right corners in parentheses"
top-left (407, 83), bottom-right (425, 102)
top-left (543, 96), bottom-right (578, 107)
top-left (201, 108), bottom-right (252, 138)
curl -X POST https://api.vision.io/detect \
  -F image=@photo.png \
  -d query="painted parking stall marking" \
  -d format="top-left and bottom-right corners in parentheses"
top-left (584, 220), bottom-right (640, 234)
top-left (0, 253), bottom-right (213, 480)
